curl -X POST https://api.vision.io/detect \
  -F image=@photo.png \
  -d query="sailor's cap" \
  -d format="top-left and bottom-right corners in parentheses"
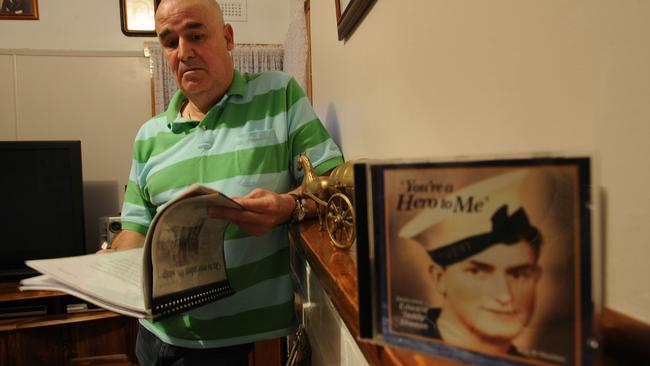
top-left (398, 169), bottom-right (553, 266)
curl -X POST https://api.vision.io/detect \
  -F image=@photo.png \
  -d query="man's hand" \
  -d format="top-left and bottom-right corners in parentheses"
top-left (96, 229), bottom-right (145, 253)
top-left (207, 188), bottom-right (296, 236)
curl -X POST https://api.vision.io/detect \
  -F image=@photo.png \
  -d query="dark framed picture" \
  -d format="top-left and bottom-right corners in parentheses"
top-left (356, 156), bottom-right (596, 365)
top-left (119, 0), bottom-right (160, 37)
top-left (0, 0), bottom-right (38, 20)
top-left (335, 0), bottom-right (376, 41)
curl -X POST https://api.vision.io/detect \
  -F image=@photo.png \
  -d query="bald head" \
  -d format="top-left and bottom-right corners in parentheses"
top-left (156, 0), bottom-right (225, 33)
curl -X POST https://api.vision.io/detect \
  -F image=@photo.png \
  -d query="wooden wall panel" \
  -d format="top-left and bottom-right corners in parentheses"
top-left (0, 54), bottom-right (16, 140)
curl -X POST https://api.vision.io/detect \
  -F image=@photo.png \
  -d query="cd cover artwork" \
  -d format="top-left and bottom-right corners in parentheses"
top-left (356, 157), bottom-right (594, 366)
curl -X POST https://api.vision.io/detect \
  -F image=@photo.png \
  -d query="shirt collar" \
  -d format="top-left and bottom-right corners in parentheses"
top-left (166, 70), bottom-right (246, 133)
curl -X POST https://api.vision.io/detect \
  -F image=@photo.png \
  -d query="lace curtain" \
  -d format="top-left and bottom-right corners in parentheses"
top-left (144, 42), bottom-right (178, 116)
top-left (283, 0), bottom-right (309, 92)
top-left (232, 44), bottom-right (284, 74)
top-left (145, 42), bottom-right (284, 115)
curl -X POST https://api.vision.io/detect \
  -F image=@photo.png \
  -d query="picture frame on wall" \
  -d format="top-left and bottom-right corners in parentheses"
top-left (0, 0), bottom-right (38, 20)
top-left (119, 0), bottom-right (160, 37)
top-left (355, 156), bottom-right (598, 365)
top-left (335, 0), bottom-right (376, 41)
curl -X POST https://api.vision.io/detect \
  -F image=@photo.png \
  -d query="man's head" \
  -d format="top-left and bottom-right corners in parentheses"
top-left (155, 0), bottom-right (234, 107)
top-left (430, 205), bottom-right (542, 345)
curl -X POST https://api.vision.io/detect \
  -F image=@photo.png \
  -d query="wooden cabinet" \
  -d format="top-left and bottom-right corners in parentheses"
top-left (0, 283), bottom-right (138, 366)
top-left (0, 283), bottom-right (284, 366)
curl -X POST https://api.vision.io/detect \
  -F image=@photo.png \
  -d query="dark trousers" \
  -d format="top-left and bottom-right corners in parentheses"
top-left (136, 324), bottom-right (253, 366)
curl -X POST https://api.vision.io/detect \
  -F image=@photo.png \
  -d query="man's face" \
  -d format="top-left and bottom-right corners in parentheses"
top-left (435, 241), bottom-right (541, 342)
top-left (155, 0), bottom-right (234, 101)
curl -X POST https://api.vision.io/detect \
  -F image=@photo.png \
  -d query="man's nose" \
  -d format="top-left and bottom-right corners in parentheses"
top-left (178, 38), bottom-right (194, 60)
top-left (490, 273), bottom-right (513, 304)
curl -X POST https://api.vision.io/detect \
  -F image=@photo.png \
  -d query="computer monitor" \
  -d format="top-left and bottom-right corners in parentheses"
top-left (0, 140), bottom-right (86, 281)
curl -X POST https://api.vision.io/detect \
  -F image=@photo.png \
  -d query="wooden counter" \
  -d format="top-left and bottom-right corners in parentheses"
top-left (292, 220), bottom-right (650, 366)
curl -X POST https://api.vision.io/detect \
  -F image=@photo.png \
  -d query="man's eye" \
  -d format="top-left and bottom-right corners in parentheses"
top-left (190, 34), bottom-right (204, 41)
top-left (466, 267), bottom-right (483, 275)
top-left (164, 39), bottom-right (179, 48)
top-left (510, 267), bottom-right (534, 279)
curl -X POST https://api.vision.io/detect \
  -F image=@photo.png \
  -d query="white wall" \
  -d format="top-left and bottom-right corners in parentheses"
top-left (0, 0), bottom-right (291, 252)
top-left (310, 1), bottom-right (650, 324)
top-left (232, 1), bottom-right (291, 45)
top-left (0, 49), bottom-right (152, 253)
top-left (0, 0), bottom-right (290, 51)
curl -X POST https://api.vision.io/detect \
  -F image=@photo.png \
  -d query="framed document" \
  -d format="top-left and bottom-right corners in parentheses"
top-left (355, 156), bottom-right (597, 365)
top-left (119, 0), bottom-right (159, 37)
top-left (0, 0), bottom-right (38, 20)
top-left (334, 0), bottom-right (375, 40)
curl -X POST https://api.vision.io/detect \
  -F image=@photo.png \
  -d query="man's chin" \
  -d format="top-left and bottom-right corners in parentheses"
top-left (180, 72), bottom-right (206, 87)
top-left (180, 82), bottom-right (208, 97)
top-left (473, 322), bottom-right (523, 343)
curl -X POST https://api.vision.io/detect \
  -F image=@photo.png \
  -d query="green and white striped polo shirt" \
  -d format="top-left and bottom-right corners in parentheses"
top-left (121, 70), bottom-right (343, 348)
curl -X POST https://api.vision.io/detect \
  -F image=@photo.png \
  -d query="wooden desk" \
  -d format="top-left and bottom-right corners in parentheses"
top-left (292, 221), bottom-right (650, 366)
top-left (0, 282), bottom-right (138, 366)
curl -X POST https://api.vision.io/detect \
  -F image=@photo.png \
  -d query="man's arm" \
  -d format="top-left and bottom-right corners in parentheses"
top-left (97, 229), bottom-right (145, 253)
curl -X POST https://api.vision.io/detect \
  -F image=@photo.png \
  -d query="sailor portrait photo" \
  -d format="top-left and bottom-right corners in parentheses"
top-left (375, 160), bottom-right (592, 365)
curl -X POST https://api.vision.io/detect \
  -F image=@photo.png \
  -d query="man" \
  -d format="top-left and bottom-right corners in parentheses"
top-left (104, 0), bottom-right (343, 364)
top-left (424, 205), bottom-right (542, 356)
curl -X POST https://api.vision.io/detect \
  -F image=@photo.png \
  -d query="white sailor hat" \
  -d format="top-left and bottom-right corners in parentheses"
top-left (398, 169), bottom-right (552, 266)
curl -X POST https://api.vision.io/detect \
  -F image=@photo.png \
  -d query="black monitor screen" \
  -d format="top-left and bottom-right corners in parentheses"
top-left (0, 141), bottom-right (86, 280)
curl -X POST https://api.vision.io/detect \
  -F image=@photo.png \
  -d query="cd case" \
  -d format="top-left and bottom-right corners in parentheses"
top-left (355, 156), bottom-right (596, 365)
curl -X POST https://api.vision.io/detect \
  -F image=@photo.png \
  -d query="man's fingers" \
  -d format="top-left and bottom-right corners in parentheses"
top-left (207, 205), bottom-right (267, 224)
top-left (233, 197), bottom-right (271, 212)
top-left (207, 205), bottom-right (241, 220)
top-left (207, 189), bottom-right (293, 237)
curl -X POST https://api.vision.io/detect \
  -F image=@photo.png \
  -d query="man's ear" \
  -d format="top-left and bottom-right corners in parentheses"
top-left (429, 263), bottom-right (447, 297)
top-left (224, 24), bottom-right (235, 51)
